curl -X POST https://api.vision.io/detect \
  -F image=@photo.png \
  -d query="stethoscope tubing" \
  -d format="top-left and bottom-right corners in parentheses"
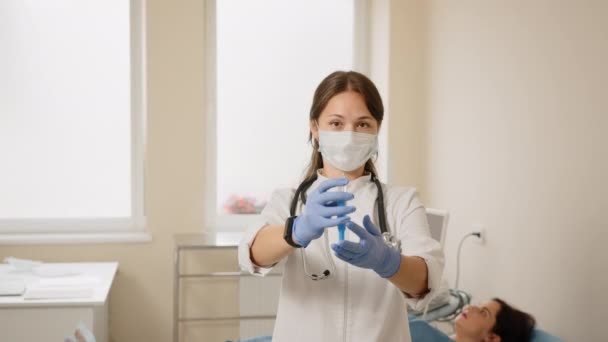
top-left (290, 173), bottom-right (390, 280)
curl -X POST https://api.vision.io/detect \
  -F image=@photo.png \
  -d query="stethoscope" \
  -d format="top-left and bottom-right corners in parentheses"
top-left (289, 173), bottom-right (402, 281)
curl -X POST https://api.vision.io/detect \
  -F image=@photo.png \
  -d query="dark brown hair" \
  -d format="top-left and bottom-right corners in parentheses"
top-left (291, 71), bottom-right (384, 208)
top-left (491, 298), bottom-right (536, 342)
top-left (303, 70), bottom-right (384, 182)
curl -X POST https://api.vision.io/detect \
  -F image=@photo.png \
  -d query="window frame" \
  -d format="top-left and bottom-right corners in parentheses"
top-left (204, 0), bottom-right (372, 231)
top-left (0, 0), bottom-right (149, 244)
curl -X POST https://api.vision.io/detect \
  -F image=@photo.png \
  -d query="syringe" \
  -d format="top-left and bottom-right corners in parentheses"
top-left (337, 174), bottom-right (347, 241)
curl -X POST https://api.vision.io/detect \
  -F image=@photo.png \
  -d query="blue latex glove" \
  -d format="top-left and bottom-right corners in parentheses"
top-left (331, 214), bottom-right (402, 278)
top-left (292, 177), bottom-right (356, 248)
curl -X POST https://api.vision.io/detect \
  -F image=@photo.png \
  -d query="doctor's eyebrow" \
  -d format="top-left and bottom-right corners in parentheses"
top-left (357, 116), bottom-right (374, 121)
top-left (327, 114), bottom-right (374, 120)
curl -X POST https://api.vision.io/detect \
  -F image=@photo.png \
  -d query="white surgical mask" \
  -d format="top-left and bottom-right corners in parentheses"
top-left (318, 130), bottom-right (378, 172)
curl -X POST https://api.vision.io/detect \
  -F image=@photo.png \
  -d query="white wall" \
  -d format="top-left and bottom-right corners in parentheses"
top-left (386, 0), bottom-right (428, 194)
top-left (426, 1), bottom-right (608, 340)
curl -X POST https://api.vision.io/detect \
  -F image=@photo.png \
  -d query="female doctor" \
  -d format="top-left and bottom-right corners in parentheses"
top-left (239, 71), bottom-right (444, 342)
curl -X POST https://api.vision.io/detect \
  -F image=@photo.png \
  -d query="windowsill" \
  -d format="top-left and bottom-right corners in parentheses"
top-left (0, 231), bottom-right (153, 245)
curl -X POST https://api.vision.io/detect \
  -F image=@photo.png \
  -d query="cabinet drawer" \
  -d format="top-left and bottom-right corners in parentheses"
top-left (0, 307), bottom-right (95, 342)
top-left (239, 276), bottom-right (281, 316)
top-left (180, 275), bottom-right (282, 319)
top-left (179, 320), bottom-right (239, 342)
top-left (180, 277), bottom-right (240, 319)
top-left (179, 248), bottom-right (239, 274)
top-left (239, 318), bottom-right (275, 340)
top-left (179, 318), bottom-right (276, 342)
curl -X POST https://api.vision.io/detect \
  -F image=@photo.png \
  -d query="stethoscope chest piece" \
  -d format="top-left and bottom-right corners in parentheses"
top-left (382, 232), bottom-right (402, 253)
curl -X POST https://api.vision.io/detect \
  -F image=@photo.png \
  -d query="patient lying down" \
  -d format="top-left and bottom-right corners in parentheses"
top-left (452, 298), bottom-right (536, 342)
top-left (411, 298), bottom-right (536, 342)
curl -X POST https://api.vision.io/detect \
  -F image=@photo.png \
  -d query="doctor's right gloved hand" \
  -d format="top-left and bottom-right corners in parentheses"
top-left (292, 177), bottom-right (356, 248)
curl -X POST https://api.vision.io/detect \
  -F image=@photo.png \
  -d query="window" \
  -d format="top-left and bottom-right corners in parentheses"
top-left (0, 0), bottom-right (147, 242)
top-left (207, 0), bottom-right (379, 229)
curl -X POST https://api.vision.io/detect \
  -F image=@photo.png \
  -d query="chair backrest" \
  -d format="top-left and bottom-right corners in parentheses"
top-left (425, 208), bottom-right (449, 249)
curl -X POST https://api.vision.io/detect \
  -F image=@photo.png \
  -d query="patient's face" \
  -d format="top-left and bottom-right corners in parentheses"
top-left (454, 300), bottom-right (501, 341)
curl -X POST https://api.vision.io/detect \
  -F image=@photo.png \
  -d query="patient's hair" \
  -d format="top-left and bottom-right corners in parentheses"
top-left (491, 298), bottom-right (536, 342)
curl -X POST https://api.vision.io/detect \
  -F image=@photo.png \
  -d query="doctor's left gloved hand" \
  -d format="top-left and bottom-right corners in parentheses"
top-left (331, 215), bottom-right (402, 278)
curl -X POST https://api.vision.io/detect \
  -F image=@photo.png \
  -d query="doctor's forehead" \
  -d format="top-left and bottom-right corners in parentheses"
top-left (320, 91), bottom-right (371, 115)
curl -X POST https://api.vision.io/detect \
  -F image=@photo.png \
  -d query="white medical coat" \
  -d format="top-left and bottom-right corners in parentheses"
top-left (238, 172), bottom-right (444, 342)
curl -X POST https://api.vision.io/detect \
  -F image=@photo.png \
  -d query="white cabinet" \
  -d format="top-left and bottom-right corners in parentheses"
top-left (0, 262), bottom-right (117, 342)
top-left (173, 234), bottom-right (281, 342)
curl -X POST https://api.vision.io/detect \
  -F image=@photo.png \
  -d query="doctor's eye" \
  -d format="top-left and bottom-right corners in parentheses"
top-left (329, 121), bottom-right (342, 128)
top-left (357, 122), bottom-right (371, 128)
